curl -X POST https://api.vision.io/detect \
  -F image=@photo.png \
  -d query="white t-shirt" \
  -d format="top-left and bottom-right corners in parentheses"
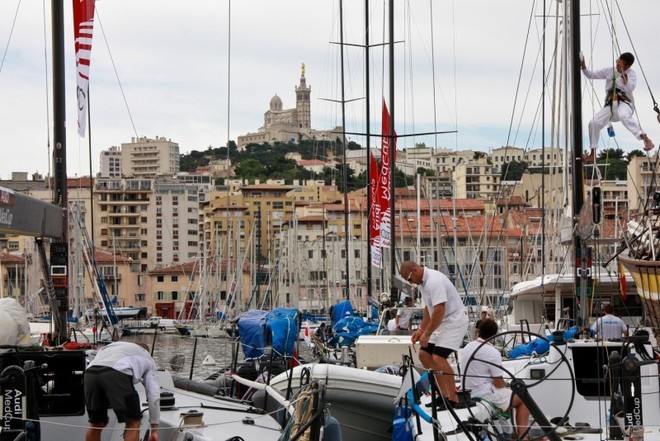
top-left (459, 338), bottom-right (504, 397)
top-left (590, 314), bottom-right (627, 340)
top-left (396, 308), bottom-right (414, 329)
top-left (418, 267), bottom-right (464, 323)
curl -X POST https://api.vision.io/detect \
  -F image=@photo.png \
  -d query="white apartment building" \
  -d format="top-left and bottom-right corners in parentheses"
top-left (121, 136), bottom-right (180, 177)
top-left (99, 146), bottom-right (122, 178)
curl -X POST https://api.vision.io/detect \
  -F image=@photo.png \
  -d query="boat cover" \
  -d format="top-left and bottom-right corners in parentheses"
top-left (508, 336), bottom-right (550, 359)
top-left (237, 308), bottom-right (299, 359)
top-left (330, 316), bottom-right (380, 347)
top-left (329, 300), bottom-right (354, 324)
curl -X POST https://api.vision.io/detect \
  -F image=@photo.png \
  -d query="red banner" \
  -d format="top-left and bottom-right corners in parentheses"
top-left (378, 100), bottom-right (396, 248)
top-left (369, 152), bottom-right (381, 268)
top-left (73, 0), bottom-right (96, 137)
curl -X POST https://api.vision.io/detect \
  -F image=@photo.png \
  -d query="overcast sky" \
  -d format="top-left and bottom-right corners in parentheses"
top-left (1, 0), bottom-right (659, 179)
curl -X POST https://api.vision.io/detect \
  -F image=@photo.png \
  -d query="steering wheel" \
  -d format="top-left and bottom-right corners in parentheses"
top-left (461, 330), bottom-right (575, 441)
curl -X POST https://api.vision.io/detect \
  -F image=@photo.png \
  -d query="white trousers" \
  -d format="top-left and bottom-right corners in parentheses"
top-left (588, 101), bottom-right (643, 149)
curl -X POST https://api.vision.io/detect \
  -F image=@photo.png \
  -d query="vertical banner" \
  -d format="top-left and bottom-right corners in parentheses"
top-left (378, 100), bottom-right (397, 248)
top-left (73, 0), bottom-right (96, 137)
top-left (369, 152), bottom-right (381, 268)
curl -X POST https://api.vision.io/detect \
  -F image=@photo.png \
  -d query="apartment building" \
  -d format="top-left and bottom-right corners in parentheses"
top-left (99, 146), bottom-right (122, 178)
top-left (453, 158), bottom-right (501, 200)
top-left (121, 136), bottom-right (180, 177)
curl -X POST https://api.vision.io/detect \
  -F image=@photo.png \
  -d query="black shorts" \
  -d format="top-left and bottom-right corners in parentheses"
top-left (84, 366), bottom-right (142, 424)
top-left (420, 342), bottom-right (455, 359)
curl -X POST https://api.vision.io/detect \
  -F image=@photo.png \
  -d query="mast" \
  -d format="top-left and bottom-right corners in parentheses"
top-left (569, 0), bottom-right (588, 326)
top-left (339, 0), bottom-right (351, 299)
top-left (365, 0), bottom-right (372, 301)
top-left (388, 0), bottom-right (397, 303)
top-left (51, 0), bottom-right (69, 344)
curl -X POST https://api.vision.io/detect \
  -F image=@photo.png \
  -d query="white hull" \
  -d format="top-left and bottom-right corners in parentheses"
top-left (270, 363), bottom-right (402, 441)
top-left (40, 370), bottom-right (284, 440)
top-left (402, 340), bottom-right (660, 441)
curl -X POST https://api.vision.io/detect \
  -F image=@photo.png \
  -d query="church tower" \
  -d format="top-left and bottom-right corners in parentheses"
top-left (295, 63), bottom-right (311, 129)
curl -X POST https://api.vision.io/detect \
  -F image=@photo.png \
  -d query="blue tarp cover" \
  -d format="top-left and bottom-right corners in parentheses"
top-left (508, 337), bottom-right (550, 359)
top-left (237, 308), bottom-right (299, 359)
top-left (330, 300), bottom-right (354, 325)
top-left (330, 316), bottom-right (379, 347)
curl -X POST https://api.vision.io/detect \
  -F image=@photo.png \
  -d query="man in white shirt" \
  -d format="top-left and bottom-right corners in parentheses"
top-left (590, 304), bottom-right (628, 340)
top-left (85, 342), bottom-right (160, 441)
top-left (581, 52), bottom-right (654, 162)
top-left (395, 296), bottom-right (414, 331)
top-left (460, 319), bottom-right (530, 439)
top-left (401, 260), bottom-right (468, 406)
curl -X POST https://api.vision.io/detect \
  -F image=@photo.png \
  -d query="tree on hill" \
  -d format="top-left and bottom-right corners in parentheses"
top-left (598, 148), bottom-right (625, 160)
top-left (628, 149), bottom-right (646, 160)
top-left (234, 158), bottom-right (265, 180)
top-left (501, 160), bottom-right (527, 181)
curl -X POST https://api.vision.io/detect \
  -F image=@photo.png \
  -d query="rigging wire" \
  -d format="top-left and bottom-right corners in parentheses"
top-left (612, 1), bottom-right (660, 119)
top-left (94, 7), bottom-right (139, 139)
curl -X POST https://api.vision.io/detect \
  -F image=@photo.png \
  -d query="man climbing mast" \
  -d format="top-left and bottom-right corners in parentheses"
top-left (581, 52), bottom-right (654, 162)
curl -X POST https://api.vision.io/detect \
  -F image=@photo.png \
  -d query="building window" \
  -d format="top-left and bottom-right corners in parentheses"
top-left (171, 291), bottom-right (178, 301)
top-left (157, 275), bottom-right (164, 282)
top-left (171, 276), bottom-right (178, 282)
top-left (135, 293), bottom-right (146, 302)
top-left (308, 250), bottom-right (314, 258)
top-left (156, 291), bottom-right (165, 300)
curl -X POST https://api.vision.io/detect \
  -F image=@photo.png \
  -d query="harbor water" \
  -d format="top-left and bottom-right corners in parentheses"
top-left (119, 331), bottom-right (315, 381)
top-left (120, 332), bottom-right (238, 380)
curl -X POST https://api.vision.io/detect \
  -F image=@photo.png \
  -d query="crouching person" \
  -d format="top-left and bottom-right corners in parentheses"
top-left (85, 342), bottom-right (160, 441)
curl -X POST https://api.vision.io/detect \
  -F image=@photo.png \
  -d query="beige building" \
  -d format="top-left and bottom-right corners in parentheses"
top-left (453, 158), bottom-right (501, 200)
top-left (525, 147), bottom-right (563, 171)
top-left (433, 148), bottom-right (476, 173)
top-left (627, 154), bottom-right (656, 212)
top-left (120, 136), bottom-right (180, 177)
top-left (491, 146), bottom-right (526, 173)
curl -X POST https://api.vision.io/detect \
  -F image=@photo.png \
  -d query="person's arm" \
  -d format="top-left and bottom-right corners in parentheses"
top-left (412, 308), bottom-right (430, 344)
top-left (582, 66), bottom-right (609, 80)
top-left (492, 376), bottom-right (507, 389)
top-left (619, 69), bottom-right (636, 95)
top-left (417, 303), bottom-right (445, 347)
top-left (142, 362), bottom-right (161, 426)
top-left (590, 319), bottom-right (599, 338)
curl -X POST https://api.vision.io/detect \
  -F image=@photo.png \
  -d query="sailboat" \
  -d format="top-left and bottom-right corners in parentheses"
top-left (395, 2), bottom-right (660, 440)
top-left (0, 2), bottom-right (340, 440)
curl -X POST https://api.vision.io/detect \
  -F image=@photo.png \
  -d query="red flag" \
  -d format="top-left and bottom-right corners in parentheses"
top-left (369, 152), bottom-right (382, 268)
top-left (618, 260), bottom-right (627, 300)
top-left (73, 0), bottom-right (96, 137)
top-left (378, 100), bottom-right (397, 248)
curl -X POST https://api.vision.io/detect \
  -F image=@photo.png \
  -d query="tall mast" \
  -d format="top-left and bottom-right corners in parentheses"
top-left (388, 0), bottom-right (397, 302)
top-left (365, 0), bottom-right (372, 300)
top-left (51, 0), bottom-right (69, 344)
top-left (339, 0), bottom-right (350, 299)
top-left (569, 0), bottom-right (588, 326)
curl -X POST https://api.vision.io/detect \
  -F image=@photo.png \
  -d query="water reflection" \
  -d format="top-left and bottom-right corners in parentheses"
top-left (121, 332), bottom-right (237, 380)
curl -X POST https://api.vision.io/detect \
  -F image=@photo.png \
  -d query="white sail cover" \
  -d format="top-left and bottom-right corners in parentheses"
top-left (73, 0), bottom-right (95, 137)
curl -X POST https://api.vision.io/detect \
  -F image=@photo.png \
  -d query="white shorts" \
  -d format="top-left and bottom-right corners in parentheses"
top-left (481, 387), bottom-right (512, 411)
top-left (430, 313), bottom-right (469, 351)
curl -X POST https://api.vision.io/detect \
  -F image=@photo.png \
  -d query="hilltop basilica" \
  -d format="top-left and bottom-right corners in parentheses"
top-left (237, 64), bottom-right (341, 150)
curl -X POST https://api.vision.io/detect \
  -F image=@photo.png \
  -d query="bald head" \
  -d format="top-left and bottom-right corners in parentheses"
top-left (400, 261), bottom-right (418, 277)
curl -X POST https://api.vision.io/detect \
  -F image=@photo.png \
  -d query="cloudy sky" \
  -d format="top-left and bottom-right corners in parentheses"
top-left (1, 0), bottom-right (659, 179)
